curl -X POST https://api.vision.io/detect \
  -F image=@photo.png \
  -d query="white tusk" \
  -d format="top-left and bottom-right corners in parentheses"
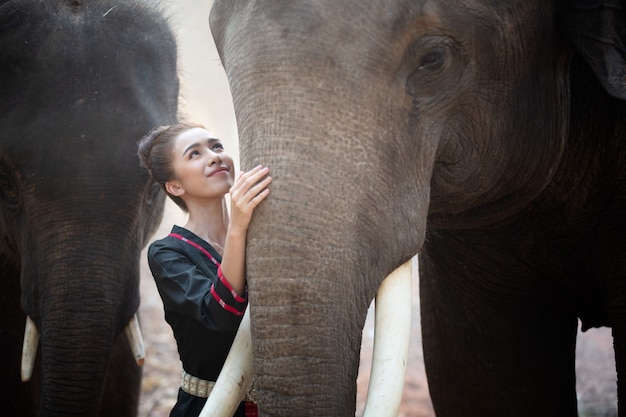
top-left (124, 314), bottom-right (145, 366)
top-left (362, 259), bottom-right (413, 417)
top-left (21, 316), bottom-right (39, 382)
top-left (199, 307), bottom-right (254, 417)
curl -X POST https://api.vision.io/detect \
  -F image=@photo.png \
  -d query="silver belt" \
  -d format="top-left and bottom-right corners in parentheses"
top-left (181, 370), bottom-right (257, 403)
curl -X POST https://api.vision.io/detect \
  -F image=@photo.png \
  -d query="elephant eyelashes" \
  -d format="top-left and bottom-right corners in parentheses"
top-left (0, 169), bottom-right (20, 209)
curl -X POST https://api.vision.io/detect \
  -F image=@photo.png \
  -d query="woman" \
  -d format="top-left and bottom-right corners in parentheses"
top-left (137, 122), bottom-right (270, 417)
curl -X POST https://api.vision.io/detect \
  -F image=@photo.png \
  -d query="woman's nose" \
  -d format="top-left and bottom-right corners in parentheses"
top-left (207, 151), bottom-right (222, 165)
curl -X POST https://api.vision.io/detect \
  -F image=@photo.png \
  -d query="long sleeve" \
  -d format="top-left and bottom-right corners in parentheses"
top-left (148, 241), bottom-right (247, 332)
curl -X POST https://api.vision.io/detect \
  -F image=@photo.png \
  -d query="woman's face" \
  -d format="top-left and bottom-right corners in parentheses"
top-left (166, 127), bottom-right (236, 201)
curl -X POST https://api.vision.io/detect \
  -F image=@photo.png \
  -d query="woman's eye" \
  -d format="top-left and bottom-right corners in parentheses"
top-left (189, 150), bottom-right (200, 158)
top-left (212, 143), bottom-right (224, 151)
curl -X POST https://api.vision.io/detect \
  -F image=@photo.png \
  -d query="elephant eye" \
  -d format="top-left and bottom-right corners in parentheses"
top-left (417, 49), bottom-right (445, 72)
top-left (0, 168), bottom-right (20, 209)
top-left (404, 38), bottom-right (465, 99)
top-left (145, 180), bottom-right (163, 208)
top-left (405, 45), bottom-right (449, 98)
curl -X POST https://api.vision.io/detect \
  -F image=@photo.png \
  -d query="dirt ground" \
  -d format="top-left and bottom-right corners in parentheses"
top-left (137, 2), bottom-right (619, 416)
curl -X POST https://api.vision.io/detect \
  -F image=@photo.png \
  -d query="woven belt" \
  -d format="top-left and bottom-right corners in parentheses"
top-left (181, 370), bottom-right (257, 403)
top-left (181, 370), bottom-right (215, 398)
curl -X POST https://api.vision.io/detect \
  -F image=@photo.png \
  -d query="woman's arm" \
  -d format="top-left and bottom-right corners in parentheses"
top-left (148, 242), bottom-right (247, 331)
top-left (220, 165), bottom-right (272, 296)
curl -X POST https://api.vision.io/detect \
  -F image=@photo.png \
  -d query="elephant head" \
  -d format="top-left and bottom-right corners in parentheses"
top-left (0, 0), bottom-right (178, 415)
top-left (209, 0), bottom-right (626, 416)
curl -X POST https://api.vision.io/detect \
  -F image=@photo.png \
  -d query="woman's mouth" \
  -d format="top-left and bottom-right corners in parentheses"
top-left (208, 167), bottom-right (229, 177)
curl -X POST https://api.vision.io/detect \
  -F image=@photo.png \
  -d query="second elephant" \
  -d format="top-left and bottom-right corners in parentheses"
top-left (0, 0), bottom-right (178, 415)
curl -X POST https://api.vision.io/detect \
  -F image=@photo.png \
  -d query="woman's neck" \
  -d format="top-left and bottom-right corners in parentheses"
top-left (184, 198), bottom-right (229, 252)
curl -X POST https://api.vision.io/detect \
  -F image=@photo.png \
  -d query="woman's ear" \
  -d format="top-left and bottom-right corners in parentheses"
top-left (165, 180), bottom-right (185, 197)
top-left (558, 0), bottom-right (626, 99)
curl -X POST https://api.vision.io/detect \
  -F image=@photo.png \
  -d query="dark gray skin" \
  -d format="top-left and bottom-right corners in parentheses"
top-left (0, 1), bottom-right (178, 415)
top-left (210, 1), bottom-right (626, 416)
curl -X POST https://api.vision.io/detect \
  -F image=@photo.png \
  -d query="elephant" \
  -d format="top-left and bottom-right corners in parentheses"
top-left (0, 0), bottom-right (178, 415)
top-left (207, 1), bottom-right (626, 416)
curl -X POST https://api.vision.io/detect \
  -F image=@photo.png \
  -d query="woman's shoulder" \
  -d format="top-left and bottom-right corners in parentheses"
top-left (148, 225), bottom-right (188, 255)
top-left (146, 227), bottom-right (198, 278)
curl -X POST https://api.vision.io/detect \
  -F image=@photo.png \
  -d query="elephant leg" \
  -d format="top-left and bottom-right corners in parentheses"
top-left (419, 251), bottom-right (578, 417)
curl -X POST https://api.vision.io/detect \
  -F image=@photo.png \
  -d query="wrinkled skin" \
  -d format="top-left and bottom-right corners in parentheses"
top-left (0, 1), bottom-right (178, 415)
top-left (210, 1), bottom-right (626, 416)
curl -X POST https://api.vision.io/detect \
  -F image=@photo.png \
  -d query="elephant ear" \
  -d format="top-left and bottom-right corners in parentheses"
top-left (558, 0), bottom-right (626, 100)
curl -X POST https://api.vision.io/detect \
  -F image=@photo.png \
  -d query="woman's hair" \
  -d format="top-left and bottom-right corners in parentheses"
top-left (137, 121), bottom-right (207, 212)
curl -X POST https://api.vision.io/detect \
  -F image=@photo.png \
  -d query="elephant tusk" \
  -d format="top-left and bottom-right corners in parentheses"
top-left (362, 258), bottom-right (413, 417)
top-left (124, 314), bottom-right (145, 366)
top-left (199, 307), bottom-right (254, 417)
top-left (21, 316), bottom-right (39, 382)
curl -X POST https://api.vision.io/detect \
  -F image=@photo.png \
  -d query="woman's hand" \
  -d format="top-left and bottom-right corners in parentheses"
top-left (228, 165), bottom-right (272, 236)
top-left (220, 165), bottom-right (271, 296)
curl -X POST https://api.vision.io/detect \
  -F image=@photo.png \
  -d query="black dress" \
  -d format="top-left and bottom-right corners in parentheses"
top-left (148, 225), bottom-right (248, 417)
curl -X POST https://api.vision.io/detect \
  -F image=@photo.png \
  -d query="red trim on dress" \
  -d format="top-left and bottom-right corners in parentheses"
top-left (168, 233), bottom-right (220, 267)
top-left (210, 286), bottom-right (245, 316)
top-left (218, 265), bottom-right (247, 303)
top-left (168, 232), bottom-right (247, 315)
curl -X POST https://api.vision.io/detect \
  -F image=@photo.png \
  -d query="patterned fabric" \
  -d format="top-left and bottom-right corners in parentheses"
top-left (181, 370), bottom-right (215, 398)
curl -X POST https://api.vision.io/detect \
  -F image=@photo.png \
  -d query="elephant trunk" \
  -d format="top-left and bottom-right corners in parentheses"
top-left (38, 311), bottom-right (114, 416)
top-left (240, 165), bottom-right (412, 416)
top-left (33, 267), bottom-right (140, 416)
top-left (234, 174), bottom-right (360, 415)
top-left (247, 264), bottom-right (364, 416)
top-left (19, 210), bottom-right (143, 416)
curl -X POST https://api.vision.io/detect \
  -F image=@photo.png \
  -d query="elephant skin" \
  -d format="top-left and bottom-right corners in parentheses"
top-left (209, 1), bottom-right (626, 416)
top-left (0, 0), bottom-right (178, 415)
